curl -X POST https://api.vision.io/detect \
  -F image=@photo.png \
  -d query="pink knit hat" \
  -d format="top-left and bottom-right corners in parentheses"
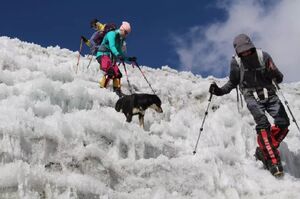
top-left (119, 21), bottom-right (131, 33)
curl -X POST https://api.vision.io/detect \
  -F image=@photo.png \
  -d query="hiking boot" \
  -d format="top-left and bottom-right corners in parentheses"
top-left (255, 147), bottom-right (284, 177)
top-left (113, 88), bottom-right (123, 98)
top-left (99, 76), bottom-right (109, 88)
top-left (254, 147), bottom-right (268, 169)
top-left (269, 163), bottom-right (284, 177)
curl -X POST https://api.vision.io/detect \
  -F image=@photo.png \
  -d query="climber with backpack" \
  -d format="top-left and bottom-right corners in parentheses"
top-left (81, 18), bottom-right (117, 55)
top-left (95, 21), bottom-right (136, 97)
top-left (209, 33), bottom-right (290, 177)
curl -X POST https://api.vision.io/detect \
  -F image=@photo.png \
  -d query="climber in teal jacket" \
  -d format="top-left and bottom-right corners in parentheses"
top-left (95, 21), bottom-right (136, 97)
top-left (96, 30), bottom-right (126, 59)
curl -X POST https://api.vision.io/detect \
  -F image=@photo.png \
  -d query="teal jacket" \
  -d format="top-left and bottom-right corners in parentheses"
top-left (96, 29), bottom-right (126, 59)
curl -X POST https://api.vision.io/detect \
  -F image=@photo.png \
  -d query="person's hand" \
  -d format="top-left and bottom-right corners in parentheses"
top-left (81, 36), bottom-right (88, 43)
top-left (209, 82), bottom-right (223, 96)
top-left (118, 55), bottom-right (125, 62)
top-left (128, 57), bottom-right (137, 62)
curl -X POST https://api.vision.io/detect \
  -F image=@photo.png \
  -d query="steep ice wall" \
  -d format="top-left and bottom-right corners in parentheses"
top-left (0, 37), bottom-right (300, 199)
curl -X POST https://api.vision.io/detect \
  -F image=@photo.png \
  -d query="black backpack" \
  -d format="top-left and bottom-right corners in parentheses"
top-left (93, 23), bottom-right (117, 46)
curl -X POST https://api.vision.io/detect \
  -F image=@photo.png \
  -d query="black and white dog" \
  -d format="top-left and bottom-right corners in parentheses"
top-left (115, 94), bottom-right (163, 129)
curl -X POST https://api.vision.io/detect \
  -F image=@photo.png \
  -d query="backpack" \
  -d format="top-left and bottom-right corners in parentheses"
top-left (92, 23), bottom-right (117, 46)
top-left (234, 48), bottom-right (265, 110)
top-left (233, 48), bottom-right (265, 86)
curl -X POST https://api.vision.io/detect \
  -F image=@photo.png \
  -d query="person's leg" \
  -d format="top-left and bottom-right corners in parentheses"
top-left (98, 55), bottom-right (112, 88)
top-left (266, 95), bottom-right (290, 148)
top-left (113, 78), bottom-right (122, 97)
top-left (112, 63), bottom-right (123, 97)
top-left (246, 97), bottom-right (281, 175)
top-left (256, 127), bottom-right (283, 176)
top-left (99, 76), bottom-right (110, 88)
top-left (256, 129), bottom-right (281, 166)
top-left (245, 97), bottom-right (270, 130)
top-left (112, 62), bottom-right (121, 78)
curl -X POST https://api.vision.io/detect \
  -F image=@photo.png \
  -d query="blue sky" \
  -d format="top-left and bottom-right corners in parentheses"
top-left (0, 0), bottom-right (225, 75)
top-left (1, 0), bottom-right (300, 81)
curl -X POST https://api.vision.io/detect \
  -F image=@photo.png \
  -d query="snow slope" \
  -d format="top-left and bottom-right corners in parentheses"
top-left (0, 36), bottom-right (300, 199)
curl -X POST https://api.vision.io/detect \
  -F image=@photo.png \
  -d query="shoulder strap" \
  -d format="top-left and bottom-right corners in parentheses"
top-left (256, 48), bottom-right (264, 68)
top-left (234, 54), bottom-right (241, 67)
top-left (233, 55), bottom-right (244, 85)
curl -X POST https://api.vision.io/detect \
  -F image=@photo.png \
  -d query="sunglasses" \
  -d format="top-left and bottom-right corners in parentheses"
top-left (239, 49), bottom-right (255, 57)
top-left (121, 29), bottom-right (129, 36)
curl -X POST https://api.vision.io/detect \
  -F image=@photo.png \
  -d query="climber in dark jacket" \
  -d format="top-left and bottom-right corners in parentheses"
top-left (209, 33), bottom-right (290, 177)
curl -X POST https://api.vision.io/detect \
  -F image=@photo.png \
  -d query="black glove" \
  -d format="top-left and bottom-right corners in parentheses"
top-left (128, 57), bottom-right (137, 62)
top-left (81, 36), bottom-right (88, 43)
top-left (117, 55), bottom-right (125, 62)
top-left (209, 82), bottom-right (223, 96)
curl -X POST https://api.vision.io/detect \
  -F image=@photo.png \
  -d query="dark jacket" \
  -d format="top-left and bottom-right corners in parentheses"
top-left (220, 50), bottom-right (283, 96)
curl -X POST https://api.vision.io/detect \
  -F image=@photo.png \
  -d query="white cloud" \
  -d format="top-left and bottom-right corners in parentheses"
top-left (172, 0), bottom-right (300, 82)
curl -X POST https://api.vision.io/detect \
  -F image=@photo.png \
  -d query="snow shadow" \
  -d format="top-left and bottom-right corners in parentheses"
top-left (280, 142), bottom-right (300, 178)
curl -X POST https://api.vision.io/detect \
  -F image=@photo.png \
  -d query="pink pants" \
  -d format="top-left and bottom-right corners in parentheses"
top-left (100, 55), bottom-right (121, 78)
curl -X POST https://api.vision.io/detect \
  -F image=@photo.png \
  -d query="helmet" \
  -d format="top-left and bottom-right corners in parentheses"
top-left (119, 21), bottom-right (131, 34)
top-left (90, 18), bottom-right (99, 28)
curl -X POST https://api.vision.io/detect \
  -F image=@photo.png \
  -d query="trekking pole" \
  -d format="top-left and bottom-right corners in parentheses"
top-left (273, 81), bottom-right (300, 133)
top-left (236, 87), bottom-right (240, 113)
top-left (86, 54), bottom-right (93, 69)
top-left (236, 87), bottom-right (244, 113)
top-left (132, 61), bottom-right (156, 94)
top-left (121, 61), bottom-right (134, 94)
top-left (76, 38), bottom-right (83, 74)
top-left (193, 93), bottom-right (213, 155)
top-left (240, 93), bottom-right (244, 108)
top-left (87, 48), bottom-right (98, 69)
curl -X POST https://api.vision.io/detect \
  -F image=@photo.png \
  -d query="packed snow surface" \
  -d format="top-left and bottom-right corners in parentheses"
top-left (0, 36), bottom-right (300, 198)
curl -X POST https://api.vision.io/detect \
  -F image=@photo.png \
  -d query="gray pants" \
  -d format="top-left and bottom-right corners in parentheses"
top-left (245, 94), bottom-right (290, 131)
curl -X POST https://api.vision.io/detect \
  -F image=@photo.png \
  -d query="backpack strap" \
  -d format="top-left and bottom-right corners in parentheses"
top-left (234, 54), bottom-right (241, 67)
top-left (253, 49), bottom-right (266, 77)
top-left (233, 55), bottom-right (244, 85)
top-left (256, 48), bottom-right (264, 67)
